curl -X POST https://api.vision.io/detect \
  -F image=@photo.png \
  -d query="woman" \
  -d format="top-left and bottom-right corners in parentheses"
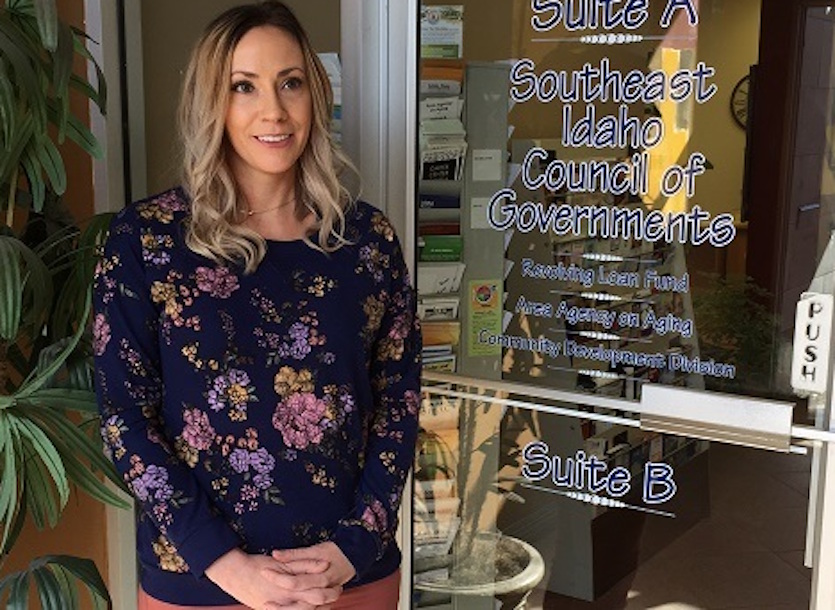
top-left (93, 3), bottom-right (421, 609)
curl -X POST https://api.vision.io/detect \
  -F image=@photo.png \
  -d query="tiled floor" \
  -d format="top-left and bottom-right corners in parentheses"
top-left (532, 444), bottom-right (813, 610)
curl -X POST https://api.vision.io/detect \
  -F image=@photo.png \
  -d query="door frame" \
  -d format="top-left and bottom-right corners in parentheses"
top-left (747, 0), bottom-right (831, 325)
top-left (341, 0), bottom-right (419, 277)
top-left (745, 3), bottom-right (835, 605)
top-left (84, 0), bottom-right (138, 607)
top-left (745, 0), bottom-right (804, 298)
top-left (340, 3), bottom-right (419, 608)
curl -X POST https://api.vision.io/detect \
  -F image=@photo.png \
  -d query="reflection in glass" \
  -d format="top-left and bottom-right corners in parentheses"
top-left (415, 383), bottom-right (549, 607)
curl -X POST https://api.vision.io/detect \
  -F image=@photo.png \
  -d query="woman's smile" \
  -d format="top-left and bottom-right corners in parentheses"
top-left (254, 134), bottom-right (292, 144)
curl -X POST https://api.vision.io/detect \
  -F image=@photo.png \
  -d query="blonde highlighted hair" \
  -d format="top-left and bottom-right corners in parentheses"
top-left (179, 1), bottom-right (356, 273)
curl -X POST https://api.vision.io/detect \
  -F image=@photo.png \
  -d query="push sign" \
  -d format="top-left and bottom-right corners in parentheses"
top-left (792, 293), bottom-right (834, 395)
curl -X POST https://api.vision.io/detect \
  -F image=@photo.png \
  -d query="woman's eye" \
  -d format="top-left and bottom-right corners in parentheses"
top-left (231, 80), bottom-right (255, 93)
top-left (282, 77), bottom-right (304, 91)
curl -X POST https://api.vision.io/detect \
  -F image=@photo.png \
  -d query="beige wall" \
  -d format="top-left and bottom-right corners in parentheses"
top-left (139, 1), bottom-right (341, 194)
top-left (62, 0), bottom-right (96, 220)
top-left (688, 0), bottom-right (761, 219)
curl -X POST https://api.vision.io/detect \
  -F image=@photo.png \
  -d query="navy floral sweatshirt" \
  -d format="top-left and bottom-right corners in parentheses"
top-left (92, 188), bottom-right (421, 606)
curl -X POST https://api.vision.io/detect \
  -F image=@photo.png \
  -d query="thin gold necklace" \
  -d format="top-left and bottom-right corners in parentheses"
top-left (243, 199), bottom-right (295, 217)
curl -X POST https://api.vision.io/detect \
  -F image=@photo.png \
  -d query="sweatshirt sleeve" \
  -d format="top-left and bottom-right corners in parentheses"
top-left (331, 220), bottom-right (422, 580)
top-left (93, 210), bottom-right (242, 578)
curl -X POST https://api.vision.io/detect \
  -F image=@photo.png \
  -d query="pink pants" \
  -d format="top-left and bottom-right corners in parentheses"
top-left (137, 570), bottom-right (401, 610)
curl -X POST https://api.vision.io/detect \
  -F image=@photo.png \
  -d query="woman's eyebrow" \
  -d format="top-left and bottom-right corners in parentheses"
top-left (230, 66), bottom-right (304, 78)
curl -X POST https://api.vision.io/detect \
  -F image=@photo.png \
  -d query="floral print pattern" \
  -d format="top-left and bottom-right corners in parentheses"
top-left (376, 291), bottom-right (414, 361)
top-left (272, 366), bottom-right (335, 450)
top-left (361, 498), bottom-right (388, 533)
top-left (92, 191), bottom-right (420, 598)
top-left (129, 461), bottom-right (174, 504)
top-left (208, 368), bottom-right (257, 421)
top-left (141, 230), bottom-right (175, 266)
top-left (153, 535), bottom-right (189, 573)
top-left (361, 294), bottom-right (385, 347)
top-left (257, 312), bottom-right (326, 365)
top-left (175, 408), bottom-right (217, 467)
top-left (292, 269), bottom-right (337, 297)
top-left (356, 243), bottom-right (390, 283)
top-left (182, 408), bottom-right (216, 450)
top-left (151, 271), bottom-right (201, 336)
top-left (137, 188), bottom-right (189, 224)
top-left (194, 266), bottom-right (239, 298)
top-left (274, 366), bottom-right (315, 396)
top-left (92, 313), bottom-right (111, 356)
top-left (102, 414), bottom-right (127, 460)
top-left (371, 212), bottom-right (396, 241)
top-left (272, 390), bottom-right (328, 449)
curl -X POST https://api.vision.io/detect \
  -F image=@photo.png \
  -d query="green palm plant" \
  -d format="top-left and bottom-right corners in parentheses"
top-left (1, 0), bottom-right (105, 219)
top-left (0, 0), bottom-right (130, 608)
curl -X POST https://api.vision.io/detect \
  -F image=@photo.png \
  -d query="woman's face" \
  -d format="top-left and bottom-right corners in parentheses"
top-left (224, 25), bottom-right (313, 189)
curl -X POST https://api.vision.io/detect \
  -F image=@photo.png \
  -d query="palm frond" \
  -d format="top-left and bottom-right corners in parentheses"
top-left (0, 555), bottom-right (111, 610)
top-left (0, 0), bottom-right (105, 217)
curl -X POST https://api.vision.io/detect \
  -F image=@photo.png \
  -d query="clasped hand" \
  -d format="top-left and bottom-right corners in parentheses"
top-left (206, 543), bottom-right (353, 609)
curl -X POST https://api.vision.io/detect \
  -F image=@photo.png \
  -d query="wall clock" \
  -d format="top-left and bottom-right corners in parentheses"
top-left (730, 75), bottom-right (750, 129)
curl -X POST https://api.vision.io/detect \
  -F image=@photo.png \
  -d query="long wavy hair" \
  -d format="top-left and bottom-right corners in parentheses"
top-left (179, 1), bottom-right (355, 273)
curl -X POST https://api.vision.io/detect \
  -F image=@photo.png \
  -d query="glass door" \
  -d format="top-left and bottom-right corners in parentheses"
top-left (416, 381), bottom-right (812, 609)
top-left (411, 1), bottom-right (835, 608)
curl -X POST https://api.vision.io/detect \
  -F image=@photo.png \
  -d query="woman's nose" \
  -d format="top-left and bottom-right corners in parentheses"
top-left (262, 88), bottom-right (287, 122)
